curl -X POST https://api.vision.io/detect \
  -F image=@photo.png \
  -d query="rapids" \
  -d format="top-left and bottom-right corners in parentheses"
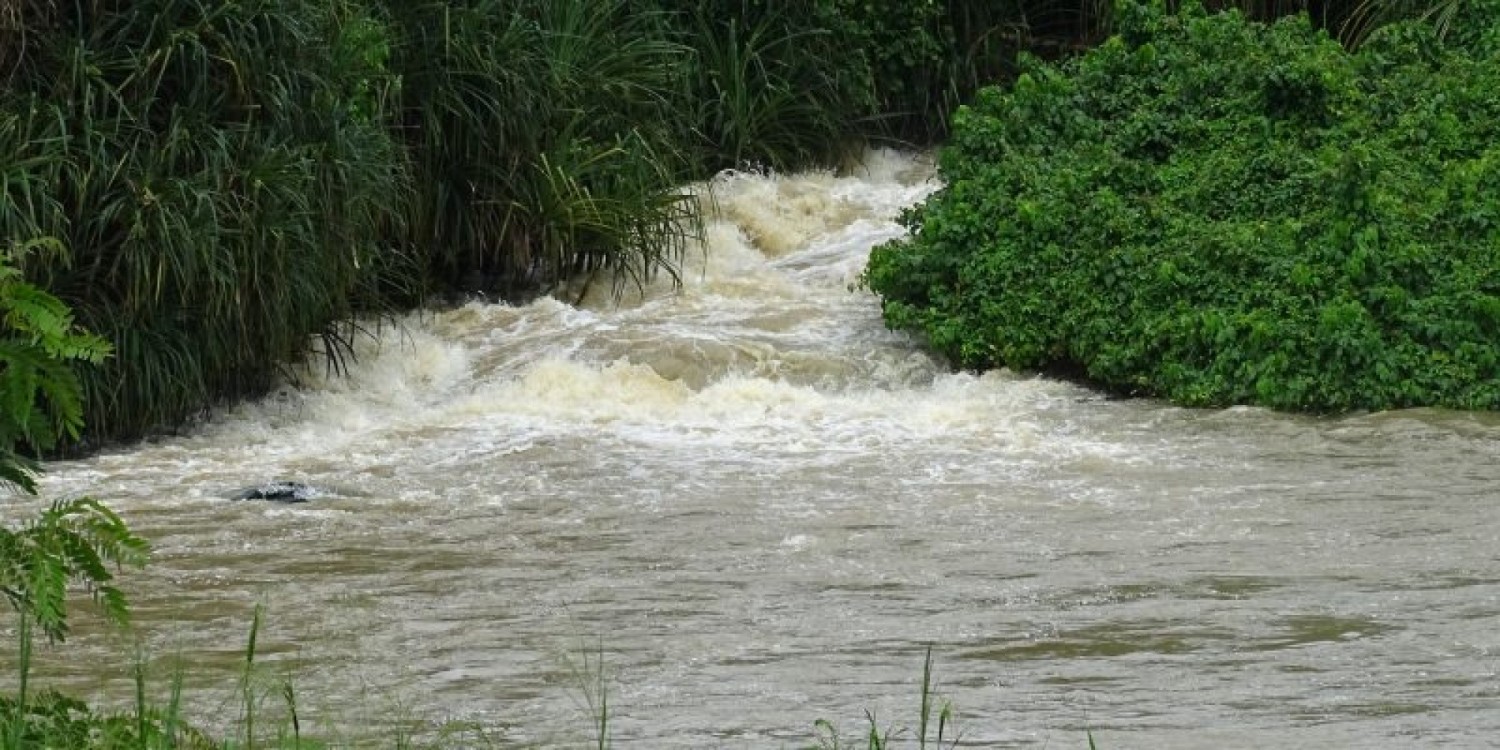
top-left (21, 150), bottom-right (1500, 747)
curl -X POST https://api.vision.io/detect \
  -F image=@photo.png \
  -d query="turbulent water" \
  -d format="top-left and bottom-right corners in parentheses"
top-left (20, 150), bottom-right (1500, 747)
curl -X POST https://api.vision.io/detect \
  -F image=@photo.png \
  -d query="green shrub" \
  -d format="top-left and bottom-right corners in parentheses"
top-left (865, 1), bottom-right (1500, 413)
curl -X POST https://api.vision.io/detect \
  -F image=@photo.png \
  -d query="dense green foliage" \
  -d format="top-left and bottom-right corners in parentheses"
top-left (0, 0), bottom-right (1463, 440)
top-left (0, 240), bottom-right (111, 489)
top-left (384, 1), bottom-right (700, 295)
top-left (0, 0), bottom-right (1043, 443)
top-left (1, 0), bottom-right (411, 440)
top-left (866, 1), bottom-right (1500, 412)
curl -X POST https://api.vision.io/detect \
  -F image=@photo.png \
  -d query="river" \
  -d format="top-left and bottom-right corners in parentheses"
top-left (23, 150), bottom-right (1500, 747)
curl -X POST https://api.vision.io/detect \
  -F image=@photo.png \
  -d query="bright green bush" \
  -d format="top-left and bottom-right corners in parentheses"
top-left (865, 1), bottom-right (1500, 412)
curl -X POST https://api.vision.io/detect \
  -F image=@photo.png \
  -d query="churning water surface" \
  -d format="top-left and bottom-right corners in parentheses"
top-left (22, 150), bottom-right (1500, 748)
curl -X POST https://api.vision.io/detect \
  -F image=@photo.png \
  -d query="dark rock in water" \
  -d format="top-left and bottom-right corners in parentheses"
top-left (231, 481), bottom-right (322, 503)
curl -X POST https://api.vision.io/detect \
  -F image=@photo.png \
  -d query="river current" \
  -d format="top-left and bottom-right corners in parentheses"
top-left (21, 150), bottom-right (1500, 747)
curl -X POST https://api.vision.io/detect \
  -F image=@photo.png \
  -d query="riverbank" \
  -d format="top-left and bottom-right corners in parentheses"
top-left (5, 1), bottom-right (1465, 445)
top-left (2, 0), bottom-right (1046, 445)
top-left (5, 2), bottom-right (1492, 748)
top-left (22, 147), bottom-right (1500, 748)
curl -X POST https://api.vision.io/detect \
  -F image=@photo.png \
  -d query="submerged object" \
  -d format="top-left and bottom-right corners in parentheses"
top-left (231, 481), bottom-right (322, 503)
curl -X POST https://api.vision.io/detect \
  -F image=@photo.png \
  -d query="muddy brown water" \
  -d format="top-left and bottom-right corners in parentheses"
top-left (17, 151), bottom-right (1500, 747)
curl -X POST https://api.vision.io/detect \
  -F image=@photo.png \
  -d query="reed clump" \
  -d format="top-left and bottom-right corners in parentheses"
top-left (382, 1), bottom-right (700, 299)
top-left (1, 0), bottom-right (411, 441)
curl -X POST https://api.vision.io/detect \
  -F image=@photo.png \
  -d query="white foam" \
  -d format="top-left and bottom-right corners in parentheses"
top-left (41, 149), bottom-right (1117, 493)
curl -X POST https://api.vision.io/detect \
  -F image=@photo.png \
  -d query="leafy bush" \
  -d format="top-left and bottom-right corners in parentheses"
top-left (865, 1), bottom-right (1500, 412)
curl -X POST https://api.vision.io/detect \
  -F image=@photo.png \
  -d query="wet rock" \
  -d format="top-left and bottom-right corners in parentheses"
top-left (231, 481), bottom-right (322, 503)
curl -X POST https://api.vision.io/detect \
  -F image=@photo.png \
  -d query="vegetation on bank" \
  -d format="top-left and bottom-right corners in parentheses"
top-left (0, 0), bottom-right (1046, 445)
top-left (3, 0), bottom-right (1488, 744)
top-left (3, 0), bottom-right (1459, 439)
top-left (865, 0), bottom-right (1500, 413)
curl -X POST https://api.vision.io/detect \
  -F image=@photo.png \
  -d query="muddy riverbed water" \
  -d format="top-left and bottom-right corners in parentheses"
top-left (23, 151), bottom-right (1500, 747)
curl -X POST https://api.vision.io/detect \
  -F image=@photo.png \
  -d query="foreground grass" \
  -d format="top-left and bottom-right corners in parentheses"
top-left (4, 636), bottom-right (973, 749)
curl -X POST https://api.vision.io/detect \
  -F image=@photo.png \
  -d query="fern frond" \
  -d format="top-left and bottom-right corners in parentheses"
top-left (0, 247), bottom-right (113, 486)
top-left (0, 450), bottom-right (39, 494)
top-left (0, 497), bottom-right (150, 642)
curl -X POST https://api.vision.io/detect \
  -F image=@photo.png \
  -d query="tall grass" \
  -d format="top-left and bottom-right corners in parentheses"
top-left (672, 3), bottom-right (869, 172)
top-left (0, 0), bottom-right (412, 442)
top-left (384, 0), bottom-right (700, 300)
top-left (806, 647), bottom-right (957, 750)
